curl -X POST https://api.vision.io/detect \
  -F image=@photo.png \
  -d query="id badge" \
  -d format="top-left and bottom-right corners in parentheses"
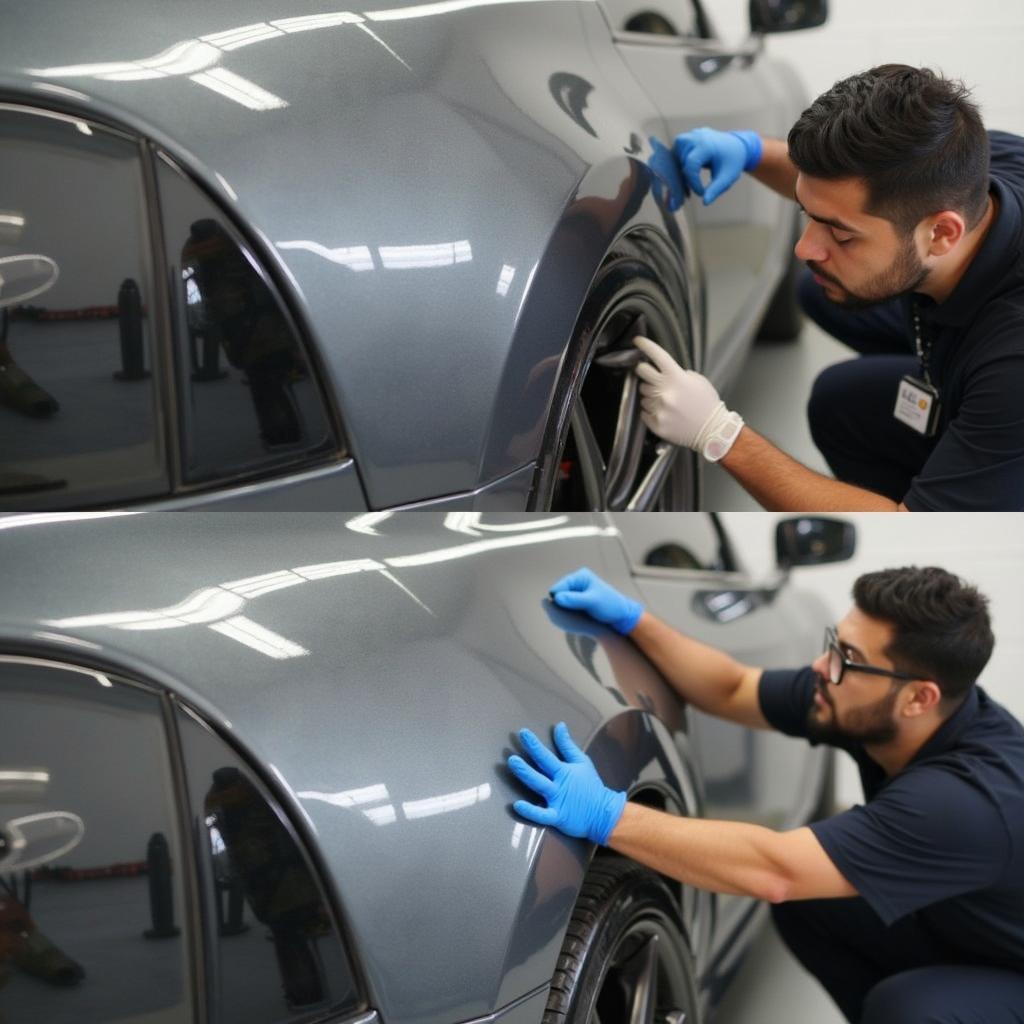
top-left (894, 375), bottom-right (941, 436)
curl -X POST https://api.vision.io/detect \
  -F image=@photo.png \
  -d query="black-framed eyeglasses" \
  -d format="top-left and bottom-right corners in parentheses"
top-left (823, 626), bottom-right (918, 686)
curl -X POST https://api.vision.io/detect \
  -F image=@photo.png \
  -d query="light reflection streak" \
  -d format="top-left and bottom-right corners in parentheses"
top-left (29, 631), bottom-right (102, 651)
top-left (443, 513), bottom-right (568, 536)
top-left (345, 511), bottom-right (395, 535)
top-left (378, 568), bottom-right (436, 617)
top-left (276, 240), bottom-right (474, 271)
top-left (367, 0), bottom-right (581, 21)
top-left (384, 524), bottom-right (616, 567)
top-left (299, 784), bottom-right (390, 808)
top-left (208, 615), bottom-right (309, 658)
top-left (356, 22), bottom-right (413, 70)
top-left (293, 558), bottom-right (385, 580)
top-left (277, 240), bottom-right (376, 271)
top-left (496, 263), bottom-right (516, 296)
top-left (403, 782), bottom-right (491, 819)
top-left (379, 240), bottom-right (472, 269)
top-left (299, 782), bottom-right (492, 824)
top-left (0, 771), bottom-right (50, 785)
top-left (189, 68), bottom-right (288, 110)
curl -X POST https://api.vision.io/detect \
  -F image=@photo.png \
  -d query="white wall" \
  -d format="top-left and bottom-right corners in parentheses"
top-left (711, 0), bottom-right (1024, 134)
top-left (718, 512), bottom-right (1024, 805)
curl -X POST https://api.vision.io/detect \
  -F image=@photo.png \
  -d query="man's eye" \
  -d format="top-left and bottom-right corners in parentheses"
top-left (832, 231), bottom-right (854, 245)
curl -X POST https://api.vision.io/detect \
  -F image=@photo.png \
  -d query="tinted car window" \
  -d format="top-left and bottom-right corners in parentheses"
top-left (0, 108), bottom-right (167, 509)
top-left (176, 706), bottom-right (359, 1023)
top-left (156, 157), bottom-right (333, 486)
top-left (614, 511), bottom-right (723, 570)
top-left (0, 659), bottom-right (191, 1023)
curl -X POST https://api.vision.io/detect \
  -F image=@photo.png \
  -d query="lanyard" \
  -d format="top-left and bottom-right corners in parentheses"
top-left (911, 299), bottom-right (934, 387)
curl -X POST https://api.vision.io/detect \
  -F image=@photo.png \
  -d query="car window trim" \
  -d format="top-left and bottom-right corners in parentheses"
top-left (142, 139), bottom-right (185, 494)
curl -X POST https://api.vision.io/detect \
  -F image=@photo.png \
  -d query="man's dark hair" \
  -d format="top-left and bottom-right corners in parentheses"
top-left (788, 65), bottom-right (990, 234)
top-left (853, 566), bottom-right (993, 707)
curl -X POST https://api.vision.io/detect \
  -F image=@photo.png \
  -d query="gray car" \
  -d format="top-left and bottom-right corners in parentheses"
top-left (0, 510), bottom-right (852, 1023)
top-left (0, 0), bottom-right (824, 514)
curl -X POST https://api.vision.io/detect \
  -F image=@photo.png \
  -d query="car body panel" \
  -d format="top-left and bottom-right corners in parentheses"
top-left (1, 0), bottom-right (805, 509)
top-left (0, 510), bottom-right (832, 1023)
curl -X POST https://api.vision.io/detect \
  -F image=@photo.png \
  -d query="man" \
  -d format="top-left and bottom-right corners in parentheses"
top-left (637, 65), bottom-right (1024, 510)
top-left (508, 566), bottom-right (1024, 1022)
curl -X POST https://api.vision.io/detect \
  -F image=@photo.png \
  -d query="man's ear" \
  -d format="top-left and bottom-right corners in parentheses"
top-left (903, 680), bottom-right (943, 717)
top-left (923, 210), bottom-right (966, 256)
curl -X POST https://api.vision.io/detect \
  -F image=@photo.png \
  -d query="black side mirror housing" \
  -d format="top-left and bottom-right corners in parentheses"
top-left (776, 516), bottom-right (855, 569)
top-left (750, 0), bottom-right (828, 34)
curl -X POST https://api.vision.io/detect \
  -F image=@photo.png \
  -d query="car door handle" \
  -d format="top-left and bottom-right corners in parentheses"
top-left (693, 570), bottom-right (786, 623)
top-left (683, 36), bottom-right (764, 81)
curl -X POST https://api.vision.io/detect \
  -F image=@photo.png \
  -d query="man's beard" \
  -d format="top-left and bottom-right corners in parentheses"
top-left (808, 232), bottom-right (929, 309)
top-left (806, 677), bottom-right (902, 745)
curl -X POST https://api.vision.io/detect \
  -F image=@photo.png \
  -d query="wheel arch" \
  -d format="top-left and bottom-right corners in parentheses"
top-left (494, 708), bottom-right (711, 1012)
top-left (476, 154), bottom-right (701, 494)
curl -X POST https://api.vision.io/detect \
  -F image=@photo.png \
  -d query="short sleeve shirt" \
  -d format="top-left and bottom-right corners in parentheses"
top-left (901, 131), bottom-right (1024, 511)
top-left (760, 668), bottom-right (1024, 968)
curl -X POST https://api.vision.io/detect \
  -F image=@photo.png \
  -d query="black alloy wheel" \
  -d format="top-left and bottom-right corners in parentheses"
top-left (535, 240), bottom-right (698, 511)
top-left (545, 856), bottom-right (700, 1024)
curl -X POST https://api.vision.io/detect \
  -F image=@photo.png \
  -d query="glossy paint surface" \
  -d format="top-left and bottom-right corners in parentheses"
top-left (0, 511), bottom-right (828, 1023)
top-left (0, 1), bottom-right (803, 509)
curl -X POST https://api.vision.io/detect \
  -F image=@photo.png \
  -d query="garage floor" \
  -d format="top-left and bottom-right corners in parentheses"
top-left (704, 320), bottom-right (851, 511)
top-left (711, 915), bottom-right (844, 1023)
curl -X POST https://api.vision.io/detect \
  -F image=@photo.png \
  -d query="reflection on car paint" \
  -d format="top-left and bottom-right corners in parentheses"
top-left (40, 521), bottom-right (619, 659)
top-left (299, 782), bottom-right (494, 827)
top-left (277, 238), bottom-right (474, 271)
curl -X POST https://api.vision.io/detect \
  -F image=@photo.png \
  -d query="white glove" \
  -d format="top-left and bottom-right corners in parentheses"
top-left (633, 336), bottom-right (744, 461)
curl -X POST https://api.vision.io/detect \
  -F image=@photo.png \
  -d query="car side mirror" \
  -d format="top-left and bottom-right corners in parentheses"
top-left (749, 0), bottom-right (828, 34)
top-left (775, 516), bottom-right (855, 569)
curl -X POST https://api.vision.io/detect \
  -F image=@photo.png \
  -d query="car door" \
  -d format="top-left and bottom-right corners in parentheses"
top-left (595, 0), bottom-right (799, 383)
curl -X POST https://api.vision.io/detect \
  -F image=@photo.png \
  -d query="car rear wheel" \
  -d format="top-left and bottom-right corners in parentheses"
top-left (533, 240), bottom-right (698, 511)
top-left (545, 856), bottom-right (700, 1024)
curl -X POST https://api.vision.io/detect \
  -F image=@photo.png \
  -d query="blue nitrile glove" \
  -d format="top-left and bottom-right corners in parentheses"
top-left (549, 567), bottom-right (644, 635)
top-left (648, 135), bottom-right (687, 212)
top-left (508, 722), bottom-right (626, 844)
top-left (674, 127), bottom-right (763, 205)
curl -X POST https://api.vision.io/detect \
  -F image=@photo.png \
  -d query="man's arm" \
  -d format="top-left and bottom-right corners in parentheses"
top-left (609, 802), bottom-right (856, 902)
top-left (629, 612), bottom-right (769, 729)
top-left (721, 426), bottom-right (909, 511)
top-left (633, 338), bottom-right (911, 511)
top-left (749, 137), bottom-right (799, 199)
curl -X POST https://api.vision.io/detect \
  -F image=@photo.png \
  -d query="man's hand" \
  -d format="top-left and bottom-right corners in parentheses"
top-left (634, 336), bottom-right (743, 459)
top-left (508, 723), bottom-right (626, 845)
top-left (674, 127), bottom-right (763, 205)
top-left (549, 567), bottom-right (644, 635)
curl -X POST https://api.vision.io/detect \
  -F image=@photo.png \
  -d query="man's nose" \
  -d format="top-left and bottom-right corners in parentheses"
top-left (811, 651), bottom-right (830, 679)
top-left (794, 220), bottom-right (828, 263)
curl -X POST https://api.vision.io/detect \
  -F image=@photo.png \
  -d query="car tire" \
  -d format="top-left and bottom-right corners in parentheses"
top-left (545, 855), bottom-right (701, 1024)
top-left (533, 235), bottom-right (698, 512)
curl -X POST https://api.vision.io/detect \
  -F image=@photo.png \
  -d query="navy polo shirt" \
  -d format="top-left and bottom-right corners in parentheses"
top-left (901, 131), bottom-right (1024, 511)
top-left (760, 667), bottom-right (1024, 968)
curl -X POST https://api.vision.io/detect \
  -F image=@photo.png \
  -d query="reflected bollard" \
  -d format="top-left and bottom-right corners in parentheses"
top-left (143, 832), bottom-right (180, 939)
top-left (115, 277), bottom-right (150, 381)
